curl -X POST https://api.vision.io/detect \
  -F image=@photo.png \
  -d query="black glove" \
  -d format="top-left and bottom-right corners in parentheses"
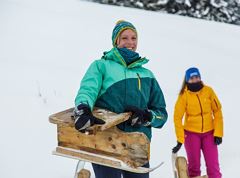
top-left (172, 142), bottom-right (182, 153)
top-left (73, 104), bottom-right (105, 132)
top-left (124, 106), bottom-right (152, 127)
top-left (214, 136), bottom-right (222, 145)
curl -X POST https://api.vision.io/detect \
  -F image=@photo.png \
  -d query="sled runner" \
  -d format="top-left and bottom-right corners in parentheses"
top-left (49, 107), bottom-right (164, 175)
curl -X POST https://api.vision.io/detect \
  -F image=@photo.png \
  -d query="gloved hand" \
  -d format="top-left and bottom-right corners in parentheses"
top-left (73, 104), bottom-right (105, 133)
top-left (172, 142), bottom-right (182, 153)
top-left (124, 106), bottom-right (152, 127)
top-left (214, 136), bottom-right (222, 145)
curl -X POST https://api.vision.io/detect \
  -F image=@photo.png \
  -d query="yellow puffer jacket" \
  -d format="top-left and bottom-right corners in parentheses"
top-left (174, 85), bottom-right (223, 143)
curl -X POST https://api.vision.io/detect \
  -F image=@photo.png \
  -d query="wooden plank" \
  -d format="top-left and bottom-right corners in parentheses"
top-left (56, 146), bottom-right (121, 167)
top-left (49, 107), bottom-right (131, 132)
top-left (57, 125), bottom-right (149, 167)
top-left (53, 146), bottom-right (162, 174)
top-left (49, 108), bottom-right (74, 126)
top-left (176, 156), bottom-right (189, 178)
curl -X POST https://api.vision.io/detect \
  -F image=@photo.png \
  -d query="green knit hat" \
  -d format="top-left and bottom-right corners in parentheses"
top-left (112, 20), bottom-right (137, 47)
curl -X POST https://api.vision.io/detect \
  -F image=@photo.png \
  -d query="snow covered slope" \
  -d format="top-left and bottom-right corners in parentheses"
top-left (0, 0), bottom-right (240, 177)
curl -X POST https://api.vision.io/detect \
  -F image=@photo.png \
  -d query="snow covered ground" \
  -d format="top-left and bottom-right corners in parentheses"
top-left (1, 0), bottom-right (240, 177)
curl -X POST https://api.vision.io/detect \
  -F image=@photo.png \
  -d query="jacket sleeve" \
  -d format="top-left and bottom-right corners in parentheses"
top-left (75, 60), bottom-right (103, 110)
top-left (210, 88), bottom-right (224, 137)
top-left (147, 79), bottom-right (168, 129)
top-left (174, 92), bottom-right (187, 143)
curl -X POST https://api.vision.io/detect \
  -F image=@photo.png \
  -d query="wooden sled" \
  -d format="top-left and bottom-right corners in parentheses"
top-left (172, 153), bottom-right (208, 178)
top-left (49, 107), bottom-right (163, 174)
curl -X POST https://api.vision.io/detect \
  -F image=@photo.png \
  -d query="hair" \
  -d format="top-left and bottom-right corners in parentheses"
top-left (179, 76), bottom-right (187, 95)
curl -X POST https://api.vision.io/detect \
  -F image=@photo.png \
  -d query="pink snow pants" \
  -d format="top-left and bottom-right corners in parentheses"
top-left (184, 130), bottom-right (222, 178)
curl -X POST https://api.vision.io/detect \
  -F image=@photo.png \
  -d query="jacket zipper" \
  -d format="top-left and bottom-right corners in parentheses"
top-left (196, 94), bottom-right (204, 132)
top-left (123, 68), bottom-right (127, 130)
top-left (137, 73), bottom-right (141, 91)
top-left (124, 69), bottom-right (127, 106)
top-left (113, 49), bottom-right (127, 67)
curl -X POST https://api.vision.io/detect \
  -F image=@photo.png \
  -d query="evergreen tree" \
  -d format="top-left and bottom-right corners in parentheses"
top-left (91, 0), bottom-right (240, 25)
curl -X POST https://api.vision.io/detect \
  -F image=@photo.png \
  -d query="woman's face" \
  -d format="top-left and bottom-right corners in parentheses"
top-left (188, 76), bottom-right (201, 83)
top-left (116, 29), bottom-right (137, 51)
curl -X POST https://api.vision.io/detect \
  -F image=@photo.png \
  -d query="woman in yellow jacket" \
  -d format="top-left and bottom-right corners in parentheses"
top-left (172, 67), bottom-right (223, 178)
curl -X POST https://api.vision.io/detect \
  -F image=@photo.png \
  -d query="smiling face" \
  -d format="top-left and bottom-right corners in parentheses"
top-left (116, 29), bottom-right (138, 51)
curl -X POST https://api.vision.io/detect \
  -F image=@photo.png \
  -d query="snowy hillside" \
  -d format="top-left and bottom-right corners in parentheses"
top-left (0, 0), bottom-right (240, 177)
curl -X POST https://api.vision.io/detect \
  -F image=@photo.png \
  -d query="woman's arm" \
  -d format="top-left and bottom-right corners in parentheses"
top-left (148, 79), bottom-right (168, 129)
top-left (174, 93), bottom-right (186, 143)
top-left (210, 87), bottom-right (224, 137)
top-left (75, 60), bottom-right (103, 110)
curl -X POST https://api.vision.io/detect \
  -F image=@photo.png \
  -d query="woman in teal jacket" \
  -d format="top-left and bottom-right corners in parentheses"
top-left (74, 20), bottom-right (168, 178)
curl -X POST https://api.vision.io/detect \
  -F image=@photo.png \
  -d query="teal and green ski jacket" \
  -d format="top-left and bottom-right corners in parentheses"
top-left (75, 47), bottom-right (168, 140)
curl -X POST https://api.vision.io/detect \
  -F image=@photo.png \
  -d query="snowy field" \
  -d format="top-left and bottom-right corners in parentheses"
top-left (1, 0), bottom-right (240, 177)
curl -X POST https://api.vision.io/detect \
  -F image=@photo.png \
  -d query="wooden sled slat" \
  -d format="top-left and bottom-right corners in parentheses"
top-left (55, 146), bottom-right (121, 167)
top-left (49, 107), bottom-right (131, 132)
top-left (53, 146), bottom-right (163, 174)
top-left (49, 108), bottom-right (74, 126)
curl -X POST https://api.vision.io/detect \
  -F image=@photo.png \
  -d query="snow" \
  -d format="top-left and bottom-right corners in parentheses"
top-left (0, 0), bottom-right (240, 177)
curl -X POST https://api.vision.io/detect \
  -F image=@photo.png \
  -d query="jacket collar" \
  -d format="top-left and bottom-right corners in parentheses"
top-left (102, 48), bottom-right (149, 68)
